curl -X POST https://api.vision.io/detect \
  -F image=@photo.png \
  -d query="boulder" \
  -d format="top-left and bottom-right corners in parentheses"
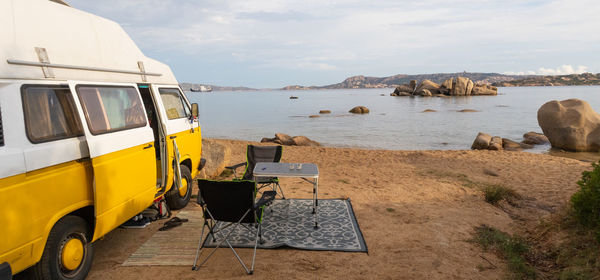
top-left (458, 109), bottom-right (478, 113)
top-left (422, 109), bottom-right (437, 113)
top-left (275, 133), bottom-right (295, 145)
top-left (441, 78), bottom-right (453, 91)
top-left (392, 84), bottom-right (414, 96)
top-left (522, 131), bottom-right (549, 145)
top-left (471, 132), bottom-right (492, 150)
top-left (409, 80), bottom-right (417, 91)
top-left (502, 138), bottom-right (533, 150)
top-left (419, 89), bottom-right (433, 97)
top-left (199, 139), bottom-right (231, 178)
top-left (309, 115), bottom-right (320, 118)
top-left (349, 106), bottom-right (370, 114)
top-left (451, 77), bottom-right (473, 96)
top-left (538, 99), bottom-right (600, 152)
top-left (319, 110), bottom-right (331, 114)
top-left (292, 136), bottom-right (320, 146)
top-left (261, 137), bottom-right (275, 143)
top-left (472, 84), bottom-right (498, 95)
top-left (415, 79), bottom-right (441, 95)
top-left (489, 137), bottom-right (503, 150)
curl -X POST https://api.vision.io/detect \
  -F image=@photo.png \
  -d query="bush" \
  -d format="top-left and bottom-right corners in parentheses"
top-left (571, 161), bottom-right (600, 232)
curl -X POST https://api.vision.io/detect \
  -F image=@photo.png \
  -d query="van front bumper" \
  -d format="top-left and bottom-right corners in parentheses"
top-left (0, 262), bottom-right (12, 280)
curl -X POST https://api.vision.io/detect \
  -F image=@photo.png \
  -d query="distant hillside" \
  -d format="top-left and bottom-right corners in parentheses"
top-left (180, 82), bottom-right (256, 92)
top-left (492, 73), bottom-right (600, 87)
top-left (282, 72), bottom-right (524, 90)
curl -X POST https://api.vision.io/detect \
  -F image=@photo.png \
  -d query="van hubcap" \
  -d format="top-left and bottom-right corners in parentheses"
top-left (61, 238), bottom-right (84, 271)
top-left (178, 178), bottom-right (188, 197)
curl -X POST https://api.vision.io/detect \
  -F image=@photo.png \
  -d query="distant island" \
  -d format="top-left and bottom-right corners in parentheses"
top-left (180, 72), bottom-right (600, 91)
top-left (492, 72), bottom-right (600, 87)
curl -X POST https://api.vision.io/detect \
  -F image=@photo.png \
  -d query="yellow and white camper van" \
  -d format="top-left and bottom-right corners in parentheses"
top-left (0, 0), bottom-right (204, 278)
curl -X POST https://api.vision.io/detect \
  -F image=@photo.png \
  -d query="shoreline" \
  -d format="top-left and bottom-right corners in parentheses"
top-left (205, 137), bottom-right (600, 162)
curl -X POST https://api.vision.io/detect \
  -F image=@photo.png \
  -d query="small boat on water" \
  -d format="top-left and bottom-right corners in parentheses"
top-left (289, 96), bottom-right (298, 99)
top-left (190, 85), bottom-right (212, 92)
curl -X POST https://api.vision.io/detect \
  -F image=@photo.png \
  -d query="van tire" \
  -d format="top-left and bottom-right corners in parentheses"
top-left (166, 165), bottom-right (192, 210)
top-left (31, 216), bottom-right (94, 280)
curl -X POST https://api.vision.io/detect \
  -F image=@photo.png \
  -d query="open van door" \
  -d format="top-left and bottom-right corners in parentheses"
top-left (69, 82), bottom-right (157, 241)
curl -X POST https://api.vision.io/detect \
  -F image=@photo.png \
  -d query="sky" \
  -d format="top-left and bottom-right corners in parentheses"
top-left (67, 0), bottom-right (600, 88)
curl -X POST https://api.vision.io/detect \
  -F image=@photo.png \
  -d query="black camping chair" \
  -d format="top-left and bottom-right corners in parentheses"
top-left (226, 145), bottom-right (285, 199)
top-left (192, 179), bottom-right (276, 275)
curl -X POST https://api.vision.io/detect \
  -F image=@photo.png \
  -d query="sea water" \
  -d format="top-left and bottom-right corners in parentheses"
top-left (187, 86), bottom-right (600, 159)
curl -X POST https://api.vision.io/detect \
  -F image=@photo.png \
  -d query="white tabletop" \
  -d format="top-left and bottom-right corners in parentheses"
top-left (253, 162), bottom-right (319, 178)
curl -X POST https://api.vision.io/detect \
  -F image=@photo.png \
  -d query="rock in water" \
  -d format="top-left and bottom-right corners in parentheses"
top-left (415, 79), bottom-right (441, 95)
top-left (537, 99), bottom-right (600, 152)
top-left (452, 77), bottom-right (473, 96)
top-left (472, 84), bottom-right (498, 95)
top-left (409, 80), bottom-right (417, 91)
top-left (319, 110), bottom-right (331, 114)
top-left (349, 106), bottom-right (370, 114)
top-left (522, 132), bottom-right (549, 145)
top-left (472, 132), bottom-right (492, 150)
top-left (489, 137), bottom-right (503, 150)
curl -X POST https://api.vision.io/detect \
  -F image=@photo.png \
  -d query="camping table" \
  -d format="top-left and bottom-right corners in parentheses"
top-left (253, 162), bottom-right (320, 229)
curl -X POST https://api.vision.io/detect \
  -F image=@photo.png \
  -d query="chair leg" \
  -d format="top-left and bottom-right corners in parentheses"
top-left (251, 223), bottom-right (261, 274)
top-left (192, 220), bottom-right (208, 270)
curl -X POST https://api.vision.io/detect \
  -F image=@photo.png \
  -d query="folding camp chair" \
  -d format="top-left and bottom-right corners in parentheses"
top-left (192, 179), bottom-right (276, 275)
top-left (226, 145), bottom-right (285, 199)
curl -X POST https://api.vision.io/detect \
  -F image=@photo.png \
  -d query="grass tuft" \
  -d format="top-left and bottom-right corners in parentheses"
top-left (483, 185), bottom-right (521, 205)
top-left (337, 179), bottom-right (350, 184)
top-left (471, 225), bottom-right (536, 279)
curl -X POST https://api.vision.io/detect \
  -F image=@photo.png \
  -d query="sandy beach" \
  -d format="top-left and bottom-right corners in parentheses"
top-left (86, 139), bottom-right (591, 279)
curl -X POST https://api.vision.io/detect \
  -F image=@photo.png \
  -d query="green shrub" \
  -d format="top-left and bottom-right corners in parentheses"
top-left (483, 185), bottom-right (520, 205)
top-left (571, 161), bottom-right (600, 232)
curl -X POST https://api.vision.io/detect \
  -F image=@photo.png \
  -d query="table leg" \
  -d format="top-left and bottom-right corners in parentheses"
top-left (313, 177), bottom-right (319, 229)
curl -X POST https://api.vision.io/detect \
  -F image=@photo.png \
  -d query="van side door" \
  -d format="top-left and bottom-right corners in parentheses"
top-left (150, 85), bottom-right (199, 191)
top-left (69, 82), bottom-right (157, 241)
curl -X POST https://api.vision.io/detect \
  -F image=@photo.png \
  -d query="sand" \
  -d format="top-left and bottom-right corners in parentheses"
top-left (86, 139), bottom-right (591, 279)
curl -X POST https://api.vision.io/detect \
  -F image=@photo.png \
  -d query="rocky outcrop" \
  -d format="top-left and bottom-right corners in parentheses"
top-left (391, 76), bottom-right (497, 97)
top-left (537, 99), bottom-right (600, 152)
top-left (451, 77), bottom-right (474, 96)
top-left (471, 132), bottom-right (492, 150)
top-left (199, 139), bottom-right (231, 178)
top-left (522, 132), bottom-right (549, 145)
top-left (471, 132), bottom-right (543, 151)
top-left (349, 106), bottom-right (370, 114)
top-left (472, 84), bottom-right (498, 95)
top-left (261, 133), bottom-right (321, 146)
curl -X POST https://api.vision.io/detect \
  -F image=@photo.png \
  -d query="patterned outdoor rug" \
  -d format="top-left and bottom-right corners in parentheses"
top-left (122, 199), bottom-right (367, 266)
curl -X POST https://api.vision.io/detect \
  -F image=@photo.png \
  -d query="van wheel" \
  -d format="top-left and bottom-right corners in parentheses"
top-left (31, 216), bottom-right (94, 280)
top-left (166, 165), bottom-right (192, 210)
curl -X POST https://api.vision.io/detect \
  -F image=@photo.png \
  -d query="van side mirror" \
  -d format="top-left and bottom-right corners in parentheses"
top-left (191, 103), bottom-right (199, 118)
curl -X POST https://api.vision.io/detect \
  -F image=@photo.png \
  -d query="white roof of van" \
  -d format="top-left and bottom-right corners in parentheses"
top-left (0, 0), bottom-right (178, 84)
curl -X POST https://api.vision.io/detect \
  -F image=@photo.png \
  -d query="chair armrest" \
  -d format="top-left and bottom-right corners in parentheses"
top-left (225, 162), bottom-right (246, 170)
top-left (255, 191), bottom-right (276, 209)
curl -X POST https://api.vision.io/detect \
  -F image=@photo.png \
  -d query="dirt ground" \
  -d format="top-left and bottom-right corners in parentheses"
top-left (85, 139), bottom-right (590, 279)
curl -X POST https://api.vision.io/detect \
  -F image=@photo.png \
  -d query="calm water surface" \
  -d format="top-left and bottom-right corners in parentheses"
top-left (187, 86), bottom-right (600, 159)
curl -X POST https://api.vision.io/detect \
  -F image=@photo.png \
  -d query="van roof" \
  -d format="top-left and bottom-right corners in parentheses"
top-left (0, 0), bottom-right (178, 85)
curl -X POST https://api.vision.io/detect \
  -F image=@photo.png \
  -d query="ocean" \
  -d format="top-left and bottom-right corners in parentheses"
top-left (187, 86), bottom-right (600, 160)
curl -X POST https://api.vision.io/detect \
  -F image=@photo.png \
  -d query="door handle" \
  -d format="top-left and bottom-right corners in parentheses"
top-left (170, 136), bottom-right (177, 139)
top-left (143, 144), bottom-right (153, 149)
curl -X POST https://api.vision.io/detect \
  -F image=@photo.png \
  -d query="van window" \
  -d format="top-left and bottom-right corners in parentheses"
top-left (159, 88), bottom-right (190, 120)
top-left (0, 106), bottom-right (4, 146)
top-left (77, 86), bottom-right (146, 135)
top-left (21, 85), bottom-right (83, 143)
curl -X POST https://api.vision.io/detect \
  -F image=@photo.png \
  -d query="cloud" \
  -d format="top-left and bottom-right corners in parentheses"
top-left (505, 65), bottom-right (589, 76)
